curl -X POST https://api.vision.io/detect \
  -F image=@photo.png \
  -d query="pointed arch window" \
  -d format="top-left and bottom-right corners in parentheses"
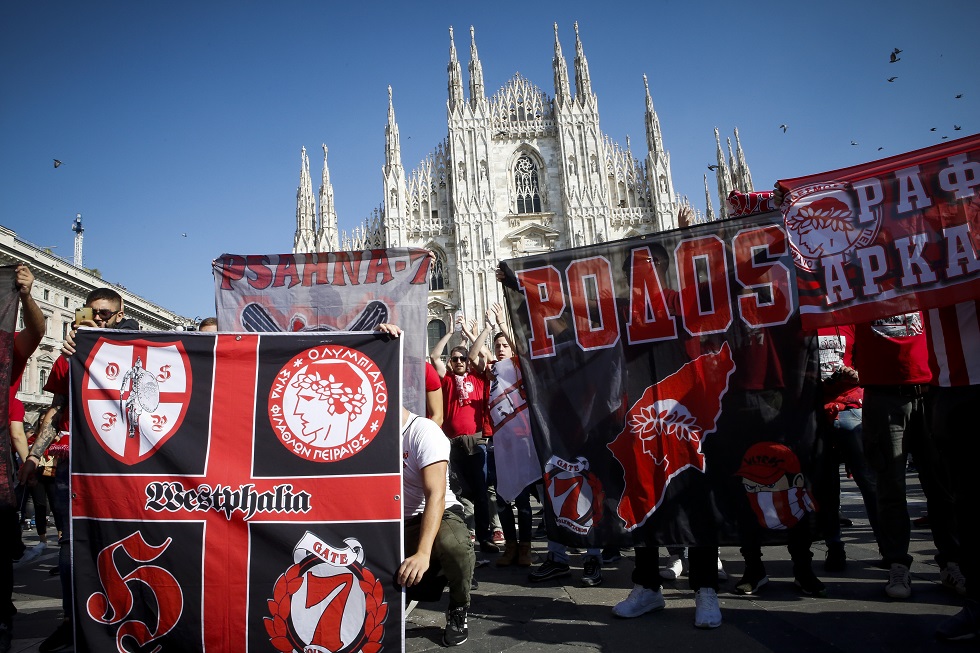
top-left (514, 155), bottom-right (542, 214)
top-left (429, 253), bottom-right (446, 291)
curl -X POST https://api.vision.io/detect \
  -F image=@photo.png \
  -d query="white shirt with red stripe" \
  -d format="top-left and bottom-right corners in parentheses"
top-left (924, 299), bottom-right (980, 387)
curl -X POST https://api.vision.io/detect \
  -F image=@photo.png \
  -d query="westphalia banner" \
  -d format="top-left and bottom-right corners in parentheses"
top-left (213, 249), bottom-right (430, 414)
top-left (499, 212), bottom-right (822, 548)
top-left (70, 330), bottom-right (402, 653)
top-left (779, 132), bottom-right (980, 329)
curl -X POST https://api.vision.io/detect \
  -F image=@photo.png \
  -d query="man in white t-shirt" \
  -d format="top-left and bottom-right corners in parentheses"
top-left (398, 407), bottom-right (475, 647)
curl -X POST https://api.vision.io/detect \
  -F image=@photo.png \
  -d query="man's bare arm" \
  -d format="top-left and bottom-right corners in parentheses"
top-left (396, 460), bottom-right (447, 587)
top-left (19, 399), bottom-right (63, 484)
top-left (429, 321), bottom-right (457, 378)
top-left (13, 264), bottom-right (44, 363)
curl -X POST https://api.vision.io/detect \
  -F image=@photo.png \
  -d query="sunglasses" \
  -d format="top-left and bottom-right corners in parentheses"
top-left (93, 309), bottom-right (119, 320)
top-left (449, 356), bottom-right (467, 362)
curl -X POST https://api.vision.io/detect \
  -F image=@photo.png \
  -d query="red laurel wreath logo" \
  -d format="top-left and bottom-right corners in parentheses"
top-left (265, 553), bottom-right (387, 653)
top-left (268, 345), bottom-right (388, 463)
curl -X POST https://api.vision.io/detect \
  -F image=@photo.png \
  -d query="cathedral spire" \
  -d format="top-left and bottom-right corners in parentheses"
top-left (643, 74), bottom-right (664, 155)
top-left (467, 25), bottom-right (485, 107)
top-left (727, 137), bottom-right (736, 185)
top-left (552, 22), bottom-right (571, 106)
top-left (573, 21), bottom-right (593, 101)
top-left (385, 85), bottom-right (402, 168)
top-left (293, 146), bottom-right (316, 253)
top-left (447, 27), bottom-right (464, 111)
top-left (703, 173), bottom-right (716, 222)
top-left (734, 127), bottom-right (754, 192)
top-left (714, 128), bottom-right (734, 217)
top-left (317, 144), bottom-right (338, 251)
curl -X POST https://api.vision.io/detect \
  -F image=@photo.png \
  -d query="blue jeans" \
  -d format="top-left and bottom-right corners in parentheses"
top-left (449, 436), bottom-right (491, 542)
top-left (822, 407), bottom-right (879, 544)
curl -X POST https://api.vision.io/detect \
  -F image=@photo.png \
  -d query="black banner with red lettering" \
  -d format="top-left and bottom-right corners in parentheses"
top-left (779, 132), bottom-right (980, 329)
top-left (500, 212), bottom-right (822, 548)
top-left (70, 330), bottom-right (402, 653)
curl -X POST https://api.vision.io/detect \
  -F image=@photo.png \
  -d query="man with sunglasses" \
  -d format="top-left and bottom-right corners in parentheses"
top-left (442, 345), bottom-right (495, 554)
top-left (18, 288), bottom-right (138, 652)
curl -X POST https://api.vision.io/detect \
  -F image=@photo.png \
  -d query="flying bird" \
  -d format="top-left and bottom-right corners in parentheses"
top-left (889, 52), bottom-right (900, 63)
top-left (930, 127), bottom-right (937, 132)
top-left (954, 125), bottom-right (962, 131)
top-left (707, 164), bottom-right (718, 171)
top-left (850, 140), bottom-right (859, 146)
top-left (53, 159), bottom-right (62, 168)
top-left (955, 94), bottom-right (963, 99)
top-left (892, 48), bottom-right (903, 55)
top-left (878, 147), bottom-right (884, 151)
top-left (181, 233), bottom-right (187, 237)
top-left (887, 76), bottom-right (898, 82)
top-left (779, 124), bottom-right (788, 132)
top-left (942, 136), bottom-right (949, 140)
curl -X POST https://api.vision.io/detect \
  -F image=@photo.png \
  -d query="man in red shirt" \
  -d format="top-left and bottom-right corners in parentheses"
top-left (441, 345), bottom-right (494, 553)
top-left (2, 263), bottom-right (45, 653)
top-left (854, 312), bottom-right (959, 600)
top-left (18, 287), bottom-right (138, 653)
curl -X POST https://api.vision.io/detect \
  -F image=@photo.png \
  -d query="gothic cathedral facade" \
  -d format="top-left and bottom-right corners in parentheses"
top-left (293, 23), bottom-right (755, 349)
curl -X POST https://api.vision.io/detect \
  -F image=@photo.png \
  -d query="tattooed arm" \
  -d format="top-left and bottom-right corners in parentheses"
top-left (18, 397), bottom-right (64, 485)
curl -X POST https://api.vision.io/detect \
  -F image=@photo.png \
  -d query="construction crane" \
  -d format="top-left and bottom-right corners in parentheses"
top-left (72, 213), bottom-right (84, 267)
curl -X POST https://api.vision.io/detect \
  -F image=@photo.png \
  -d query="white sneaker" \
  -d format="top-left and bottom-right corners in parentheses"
top-left (660, 554), bottom-right (685, 580)
top-left (694, 587), bottom-right (722, 629)
top-left (717, 555), bottom-right (728, 582)
top-left (612, 584), bottom-right (666, 618)
top-left (885, 563), bottom-right (911, 599)
top-left (940, 562), bottom-right (967, 597)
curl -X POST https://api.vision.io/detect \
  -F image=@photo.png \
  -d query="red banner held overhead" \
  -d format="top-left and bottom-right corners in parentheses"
top-left (213, 248), bottom-right (431, 415)
top-left (778, 133), bottom-right (980, 329)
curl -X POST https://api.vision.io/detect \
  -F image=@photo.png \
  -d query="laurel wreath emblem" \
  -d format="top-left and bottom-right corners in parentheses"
top-left (264, 557), bottom-right (388, 653)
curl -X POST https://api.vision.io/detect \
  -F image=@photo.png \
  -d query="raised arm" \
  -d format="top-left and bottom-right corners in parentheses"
top-left (13, 264), bottom-right (44, 364)
top-left (429, 317), bottom-right (459, 377)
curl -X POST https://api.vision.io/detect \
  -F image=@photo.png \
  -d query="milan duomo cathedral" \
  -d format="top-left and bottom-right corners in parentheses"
top-left (292, 23), bottom-right (756, 345)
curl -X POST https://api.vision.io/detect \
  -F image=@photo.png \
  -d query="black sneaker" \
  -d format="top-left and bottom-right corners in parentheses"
top-left (444, 605), bottom-right (469, 646)
top-left (794, 565), bottom-right (827, 597)
top-left (479, 540), bottom-right (499, 554)
top-left (0, 621), bottom-right (11, 653)
top-left (528, 554), bottom-right (571, 582)
top-left (601, 547), bottom-right (621, 564)
top-left (581, 555), bottom-right (603, 587)
top-left (734, 564), bottom-right (769, 595)
top-left (39, 619), bottom-right (73, 653)
top-left (936, 600), bottom-right (980, 641)
top-left (824, 544), bottom-right (846, 572)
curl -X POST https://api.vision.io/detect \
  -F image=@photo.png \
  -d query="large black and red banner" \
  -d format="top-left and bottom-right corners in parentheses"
top-left (500, 212), bottom-right (821, 548)
top-left (70, 330), bottom-right (402, 653)
top-left (779, 132), bottom-right (980, 329)
top-left (0, 266), bottom-right (19, 508)
top-left (213, 249), bottom-right (430, 415)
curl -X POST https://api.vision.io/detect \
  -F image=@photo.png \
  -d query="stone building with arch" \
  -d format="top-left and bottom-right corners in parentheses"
top-left (293, 23), bottom-right (755, 352)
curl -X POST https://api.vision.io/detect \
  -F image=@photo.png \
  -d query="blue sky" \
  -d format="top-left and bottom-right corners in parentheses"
top-left (2, 1), bottom-right (977, 320)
